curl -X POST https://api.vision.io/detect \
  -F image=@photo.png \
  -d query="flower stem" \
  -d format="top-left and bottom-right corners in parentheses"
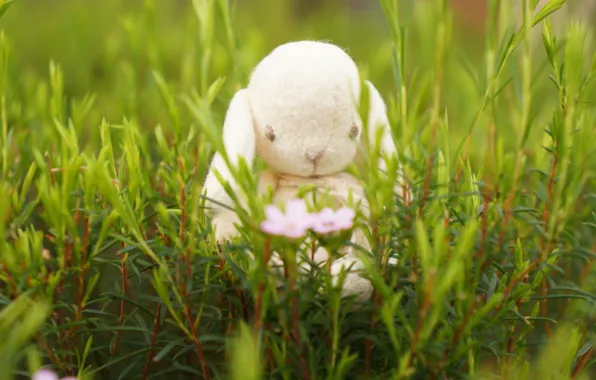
top-left (285, 250), bottom-right (310, 380)
top-left (142, 303), bottom-right (162, 380)
top-left (185, 305), bottom-right (211, 380)
top-left (253, 239), bottom-right (271, 336)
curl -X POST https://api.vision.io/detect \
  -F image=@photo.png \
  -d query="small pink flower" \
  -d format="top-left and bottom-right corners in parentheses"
top-left (260, 198), bottom-right (313, 238)
top-left (32, 369), bottom-right (77, 380)
top-left (311, 207), bottom-right (355, 235)
top-left (32, 369), bottom-right (59, 380)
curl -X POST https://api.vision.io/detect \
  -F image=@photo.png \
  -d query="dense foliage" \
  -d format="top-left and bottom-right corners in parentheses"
top-left (1, 0), bottom-right (595, 379)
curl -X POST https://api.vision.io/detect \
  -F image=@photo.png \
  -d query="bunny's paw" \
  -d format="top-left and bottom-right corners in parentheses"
top-left (329, 257), bottom-right (374, 308)
top-left (212, 211), bottom-right (241, 244)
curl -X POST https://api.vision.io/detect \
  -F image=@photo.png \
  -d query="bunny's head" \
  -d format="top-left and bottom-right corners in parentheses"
top-left (203, 40), bottom-right (403, 211)
top-left (247, 40), bottom-right (362, 177)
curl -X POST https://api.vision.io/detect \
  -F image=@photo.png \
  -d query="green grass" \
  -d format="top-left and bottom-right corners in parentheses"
top-left (0, 0), bottom-right (595, 379)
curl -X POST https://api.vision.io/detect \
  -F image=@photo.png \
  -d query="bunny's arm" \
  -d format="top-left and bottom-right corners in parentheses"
top-left (202, 89), bottom-right (256, 242)
top-left (364, 80), bottom-right (411, 203)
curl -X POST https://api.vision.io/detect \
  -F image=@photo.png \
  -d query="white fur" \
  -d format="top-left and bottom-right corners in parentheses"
top-left (202, 40), bottom-right (407, 304)
top-left (202, 89), bottom-right (255, 238)
top-left (248, 41), bottom-right (362, 177)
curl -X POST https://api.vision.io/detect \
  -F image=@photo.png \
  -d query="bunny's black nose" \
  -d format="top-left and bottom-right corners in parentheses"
top-left (305, 149), bottom-right (325, 163)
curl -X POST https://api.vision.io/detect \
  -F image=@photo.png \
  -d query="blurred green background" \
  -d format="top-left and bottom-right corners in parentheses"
top-left (1, 0), bottom-right (398, 99)
top-left (0, 0), bottom-right (594, 166)
top-left (0, 0), bottom-right (489, 112)
top-left (0, 0), bottom-right (402, 148)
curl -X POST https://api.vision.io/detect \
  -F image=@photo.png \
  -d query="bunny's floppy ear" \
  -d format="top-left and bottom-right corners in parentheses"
top-left (202, 89), bottom-right (256, 213)
top-left (362, 80), bottom-right (410, 200)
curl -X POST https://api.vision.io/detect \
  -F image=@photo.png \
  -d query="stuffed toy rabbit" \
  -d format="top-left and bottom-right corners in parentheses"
top-left (202, 40), bottom-right (408, 304)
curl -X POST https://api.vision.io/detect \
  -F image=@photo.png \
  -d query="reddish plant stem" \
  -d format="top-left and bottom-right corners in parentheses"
top-left (364, 294), bottom-right (383, 379)
top-left (439, 295), bottom-right (480, 367)
top-left (365, 233), bottom-right (389, 378)
top-left (225, 305), bottom-right (235, 341)
top-left (142, 303), bottom-right (162, 380)
top-left (35, 333), bottom-right (63, 369)
top-left (401, 184), bottom-right (416, 294)
top-left (493, 261), bottom-right (538, 316)
top-left (253, 282), bottom-right (265, 334)
top-left (364, 338), bottom-right (372, 377)
top-left (73, 197), bottom-right (80, 226)
top-left (111, 245), bottom-right (127, 355)
top-left (364, 223), bottom-right (381, 378)
top-left (63, 237), bottom-right (72, 271)
top-left (328, 309), bottom-right (334, 368)
top-left (194, 143), bottom-right (200, 178)
top-left (56, 234), bottom-right (73, 295)
top-left (504, 290), bottom-right (531, 376)
top-left (540, 154), bottom-right (558, 239)
top-left (45, 151), bottom-right (56, 185)
top-left (179, 174), bottom-right (193, 302)
top-left (409, 275), bottom-right (434, 368)
top-left (253, 240), bottom-right (271, 335)
top-left (571, 347), bottom-right (593, 379)
top-left (180, 180), bottom-right (186, 245)
top-left (506, 298), bottom-right (524, 354)
top-left (418, 151), bottom-right (436, 219)
top-left (288, 264), bottom-right (310, 380)
top-left (1, 266), bottom-right (17, 299)
top-left (327, 247), bottom-right (336, 368)
top-left (454, 137), bottom-right (473, 186)
top-left (265, 331), bottom-right (275, 371)
top-left (239, 290), bottom-right (248, 321)
top-left (538, 152), bottom-right (558, 339)
top-left (495, 158), bottom-right (520, 253)
top-left (444, 212), bottom-right (451, 259)
top-left (495, 208), bottom-right (511, 252)
top-left (215, 258), bottom-right (233, 338)
top-left (69, 217), bottom-right (90, 345)
top-left (540, 279), bottom-right (551, 338)
top-left (477, 118), bottom-right (495, 271)
top-left (402, 178), bottom-right (411, 208)
top-left (184, 305), bottom-right (211, 380)
top-left (185, 252), bottom-right (192, 292)
top-left (57, 238), bottom-right (74, 371)
top-left (175, 258), bottom-right (183, 296)
top-left (178, 177), bottom-right (211, 378)
top-left (580, 262), bottom-right (592, 288)
top-left (579, 245), bottom-right (595, 282)
top-left (474, 184), bottom-right (492, 262)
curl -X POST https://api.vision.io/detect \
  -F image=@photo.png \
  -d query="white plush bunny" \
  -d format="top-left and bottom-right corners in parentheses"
top-left (202, 40), bottom-right (408, 304)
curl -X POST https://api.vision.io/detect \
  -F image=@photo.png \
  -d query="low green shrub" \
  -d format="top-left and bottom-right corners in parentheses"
top-left (0, 0), bottom-right (595, 379)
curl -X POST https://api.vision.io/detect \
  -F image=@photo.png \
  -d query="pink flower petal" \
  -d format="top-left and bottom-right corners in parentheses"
top-left (285, 198), bottom-right (309, 220)
top-left (261, 221), bottom-right (286, 235)
top-left (261, 199), bottom-right (316, 238)
top-left (317, 208), bottom-right (335, 221)
top-left (334, 207), bottom-right (355, 230)
top-left (264, 205), bottom-right (285, 223)
top-left (287, 199), bottom-right (317, 232)
top-left (310, 208), bottom-right (335, 234)
top-left (310, 207), bottom-right (356, 234)
top-left (336, 207), bottom-right (355, 220)
top-left (312, 224), bottom-right (336, 234)
top-left (299, 217), bottom-right (316, 231)
top-left (32, 369), bottom-right (59, 380)
top-left (283, 226), bottom-right (308, 238)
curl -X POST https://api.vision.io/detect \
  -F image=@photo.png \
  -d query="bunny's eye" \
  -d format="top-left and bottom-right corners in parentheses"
top-left (265, 125), bottom-right (276, 142)
top-left (349, 124), bottom-right (359, 139)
